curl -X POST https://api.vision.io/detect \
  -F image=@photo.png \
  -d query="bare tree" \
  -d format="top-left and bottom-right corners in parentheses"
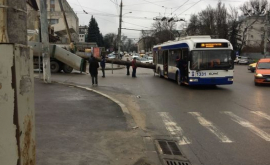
top-left (228, 6), bottom-right (242, 51)
top-left (186, 14), bottom-right (201, 35)
top-left (238, 0), bottom-right (268, 54)
top-left (198, 6), bottom-right (216, 36)
top-left (216, 1), bottom-right (228, 39)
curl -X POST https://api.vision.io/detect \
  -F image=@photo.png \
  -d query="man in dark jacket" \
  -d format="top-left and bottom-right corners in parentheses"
top-left (126, 58), bottom-right (130, 75)
top-left (89, 56), bottom-right (99, 86)
top-left (132, 58), bottom-right (137, 77)
top-left (100, 56), bottom-right (106, 77)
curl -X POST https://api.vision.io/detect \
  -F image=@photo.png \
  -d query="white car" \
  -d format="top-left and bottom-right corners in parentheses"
top-left (147, 57), bottom-right (153, 63)
top-left (234, 56), bottom-right (241, 63)
top-left (238, 56), bottom-right (249, 65)
top-left (140, 58), bottom-right (150, 64)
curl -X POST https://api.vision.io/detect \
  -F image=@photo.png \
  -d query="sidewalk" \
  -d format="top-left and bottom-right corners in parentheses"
top-left (34, 79), bottom-right (152, 165)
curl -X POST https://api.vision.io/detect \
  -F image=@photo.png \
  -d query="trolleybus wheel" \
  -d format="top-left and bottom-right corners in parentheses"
top-left (176, 72), bottom-right (181, 85)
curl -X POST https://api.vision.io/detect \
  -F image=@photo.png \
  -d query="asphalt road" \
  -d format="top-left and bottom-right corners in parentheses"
top-left (40, 64), bottom-right (270, 165)
top-left (130, 64), bottom-right (270, 165)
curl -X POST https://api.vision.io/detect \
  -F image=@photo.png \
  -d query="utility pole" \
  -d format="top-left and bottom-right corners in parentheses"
top-left (264, 11), bottom-right (269, 58)
top-left (0, 0), bottom-right (35, 164)
top-left (58, 0), bottom-right (71, 43)
top-left (117, 0), bottom-right (123, 59)
top-left (40, 0), bottom-right (51, 83)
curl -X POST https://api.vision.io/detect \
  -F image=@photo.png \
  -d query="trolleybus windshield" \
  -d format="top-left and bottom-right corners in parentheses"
top-left (191, 50), bottom-right (233, 70)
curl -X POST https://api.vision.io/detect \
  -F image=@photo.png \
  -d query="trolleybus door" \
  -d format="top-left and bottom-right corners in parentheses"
top-left (163, 50), bottom-right (168, 77)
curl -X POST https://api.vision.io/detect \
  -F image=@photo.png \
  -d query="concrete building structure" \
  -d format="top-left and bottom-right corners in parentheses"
top-left (239, 15), bottom-right (267, 47)
top-left (35, 0), bottom-right (79, 43)
top-left (79, 25), bottom-right (88, 42)
top-left (137, 37), bottom-right (155, 54)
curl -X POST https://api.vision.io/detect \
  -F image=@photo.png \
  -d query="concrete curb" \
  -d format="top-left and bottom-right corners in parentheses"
top-left (34, 77), bottom-right (137, 129)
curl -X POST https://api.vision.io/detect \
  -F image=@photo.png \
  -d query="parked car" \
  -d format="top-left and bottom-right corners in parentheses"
top-left (147, 57), bottom-right (153, 63)
top-left (248, 63), bottom-right (257, 72)
top-left (238, 56), bottom-right (250, 65)
top-left (132, 54), bottom-right (139, 59)
top-left (140, 58), bottom-right (150, 64)
top-left (254, 58), bottom-right (270, 85)
top-left (234, 56), bottom-right (241, 63)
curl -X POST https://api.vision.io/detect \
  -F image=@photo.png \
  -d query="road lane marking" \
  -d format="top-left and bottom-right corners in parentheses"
top-left (223, 111), bottom-right (270, 141)
top-left (250, 111), bottom-right (270, 121)
top-left (158, 112), bottom-right (191, 145)
top-left (189, 112), bottom-right (233, 143)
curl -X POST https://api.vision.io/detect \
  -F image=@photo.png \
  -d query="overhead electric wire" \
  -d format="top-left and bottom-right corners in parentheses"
top-left (69, 2), bottom-right (116, 15)
top-left (109, 0), bottom-right (118, 6)
top-left (122, 21), bottom-right (150, 28)
top-left (177, 0), bottom-right (202, 16)
top-left (142, 0), bottom-right (165, 7)
top-left (75, 0), bottom-right (84, 10)
top-left (76, 11), bottom-right (153, 21)
top-left (123, 9), bottom-right (160, 14)
top-left (125, 0), bottom-right (174, 6)
top-left (171, 0), bottom-right (189, 14)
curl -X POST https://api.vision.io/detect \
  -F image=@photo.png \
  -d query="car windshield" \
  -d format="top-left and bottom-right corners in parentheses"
top-left (191, 50), bottom-right (233, 70)
top-left (141, 58), bottom-right (147, 61)
top-left (257, 62), bottom-right (270, 69)
top-left (148, 57), bottom-right (153, 60)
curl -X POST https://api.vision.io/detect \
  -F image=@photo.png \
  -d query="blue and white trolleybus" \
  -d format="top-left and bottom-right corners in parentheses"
top-left (153, 36), bottom-right (235, 85)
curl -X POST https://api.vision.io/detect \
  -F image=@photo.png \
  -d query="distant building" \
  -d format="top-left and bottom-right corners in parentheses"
top-left (79, 25), bottom-right (88, 43)
top-left (239, 15), bottom-right (266, 47)
top-left (35, 0), bottom-right (79, 43)
top-left (137, 37), bottom-right (156, 53)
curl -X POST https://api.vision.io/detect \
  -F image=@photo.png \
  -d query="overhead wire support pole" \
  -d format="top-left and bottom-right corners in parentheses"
top-left (117, 0), bottom-right (123, 59)
top-left (264, 11), bottom-right (269, 58)
top-left (40, 0), bottom-right (51, 83)
top-left (58, 0), bottom-right (71, 43)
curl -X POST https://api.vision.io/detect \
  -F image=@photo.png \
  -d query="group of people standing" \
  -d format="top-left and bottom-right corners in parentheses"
top-left (125, 57), bottom-right (137, 77)
top-left (88, 54), bottom-right (138, 86)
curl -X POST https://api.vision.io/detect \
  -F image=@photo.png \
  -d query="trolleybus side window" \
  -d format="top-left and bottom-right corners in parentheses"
top-left (168, 49), bottom-right (181, 66)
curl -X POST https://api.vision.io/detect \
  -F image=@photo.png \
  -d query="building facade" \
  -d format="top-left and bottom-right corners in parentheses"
top-left (79, 25), bottom-right (88, 43)
top-left (239, 15), bottom-right (267, 47)
top-left (35, 0), bottom-right (79, 43)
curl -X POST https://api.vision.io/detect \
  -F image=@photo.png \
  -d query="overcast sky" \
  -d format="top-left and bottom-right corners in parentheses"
top-left (67, 0), bottom-right (245, 41)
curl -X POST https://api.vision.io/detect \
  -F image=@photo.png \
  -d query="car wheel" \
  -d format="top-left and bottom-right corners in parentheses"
top-left (251, 70), bottom-right (255, 73)
top-left (50, 61), bottom-right (60, 73)
top-left (63, 64), bottom-right (73, 73)
top-left (255, 82), bottom-right (259, 86)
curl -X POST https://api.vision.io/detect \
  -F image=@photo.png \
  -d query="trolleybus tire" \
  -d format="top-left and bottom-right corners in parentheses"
top-left (50, 61), bottom-right (60, 73)
top-left (176, 72), bottom-right (181, 85)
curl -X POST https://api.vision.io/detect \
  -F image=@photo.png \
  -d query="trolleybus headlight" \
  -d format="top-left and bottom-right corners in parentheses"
top-left (228, 78), bottom-right (234, 81)
top-left (255, 73), bottom-right (263, 77)
top-left (189, 78), bottom-right (198, 82)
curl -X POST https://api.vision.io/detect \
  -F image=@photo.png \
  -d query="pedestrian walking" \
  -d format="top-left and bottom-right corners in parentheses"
top-left (89, 55), bottom-right (99, 86)
top-left (132, 57), bottom-right (137, 78)
top-left (126, 58), bottom-right (130, 76)
top-left (100, 55), bottom-right (106, 77)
